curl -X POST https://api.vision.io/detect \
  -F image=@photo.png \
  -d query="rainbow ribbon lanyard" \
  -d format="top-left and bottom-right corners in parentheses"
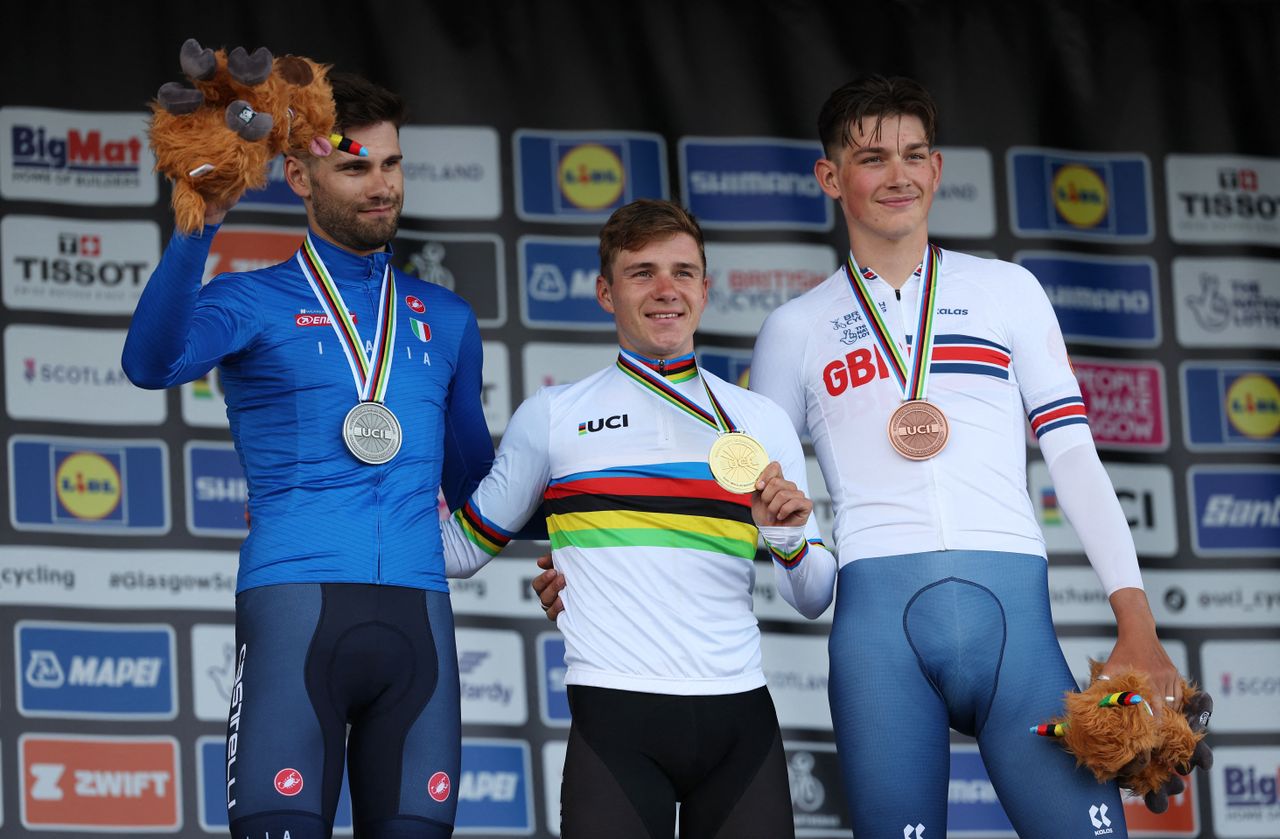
top-left (842, 244), bottom-right (941, 403)
top-left (296, 234), bottom-right (398, 404)
top-left (615, 352), bottom-right (739, 435)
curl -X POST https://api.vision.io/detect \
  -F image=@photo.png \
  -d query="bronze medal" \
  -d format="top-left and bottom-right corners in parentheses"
top-left (887, 400), bottom-right (948, 460)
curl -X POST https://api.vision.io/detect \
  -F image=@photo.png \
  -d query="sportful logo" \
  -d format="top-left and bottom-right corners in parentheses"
top-left (578, 414), bottom-right (629, 435)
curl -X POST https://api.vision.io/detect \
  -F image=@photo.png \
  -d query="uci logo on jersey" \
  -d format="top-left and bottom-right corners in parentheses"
top-left (577, 414), bottom-right (629, 435)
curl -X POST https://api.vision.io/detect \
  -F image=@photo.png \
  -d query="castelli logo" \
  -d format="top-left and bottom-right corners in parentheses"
top-left (274, 768), bottom-right (304, 796)
top-left (405, 295), bottom-right (426, 313)
top-left (427, 771), bottom-right (451, 802)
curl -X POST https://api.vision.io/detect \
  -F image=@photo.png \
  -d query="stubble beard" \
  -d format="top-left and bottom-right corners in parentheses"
top-left (311, 185), bottom-right (403, 254)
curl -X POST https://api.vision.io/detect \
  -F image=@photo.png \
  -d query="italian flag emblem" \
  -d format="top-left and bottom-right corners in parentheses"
top-left (410, 319), bottom-right (431, 342)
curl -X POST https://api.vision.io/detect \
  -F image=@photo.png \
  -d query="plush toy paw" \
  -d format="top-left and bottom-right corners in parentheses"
top-left (148, 38), bottom-right (335, 234)
top-left (1034, 660), bottom-right (1212, 813)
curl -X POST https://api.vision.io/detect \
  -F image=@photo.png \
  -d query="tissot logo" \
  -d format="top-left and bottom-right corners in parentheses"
top-left (577, 414), bottom-right (629, 435)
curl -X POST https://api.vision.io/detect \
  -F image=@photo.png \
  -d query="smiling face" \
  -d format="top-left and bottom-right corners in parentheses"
top-left (285, 120), bottom-right (404, 255)
top-left (597, 232), bottom-right (708, 360)
top-left (814, 113), bottom-right (942, 252)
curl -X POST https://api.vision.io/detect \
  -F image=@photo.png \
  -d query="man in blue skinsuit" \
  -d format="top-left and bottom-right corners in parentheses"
top-left (123, 73), bottom-right (492, 839)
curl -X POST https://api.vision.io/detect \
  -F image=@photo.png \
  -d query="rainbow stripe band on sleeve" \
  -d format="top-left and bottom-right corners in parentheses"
top-left (1027, 396), bottom-right (1089, 439)
top-left (766, 538), bottom-right (825, 569)
top-left (454, 501), bottom-right (513, 556)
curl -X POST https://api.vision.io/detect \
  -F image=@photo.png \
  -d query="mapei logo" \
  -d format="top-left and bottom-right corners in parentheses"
top-left (17, 621), bottom-right (176, 719)
top-left (1189, 466), bottom-right (1280, 557)
top-left (9, 436), bottom-right (169, 534)
top-left (578, 414), bottom-right (629, 435)
top-left (20, 734), bottom-right (180, 830)
top-left (454, 740), bottom-right (533, 833)
top-left (1183, 363), bottom-right (1280, 450)
top-left (515, 130), bottom-right (667, 223)
top-left (1008, 148), bottom-right (1153, 242)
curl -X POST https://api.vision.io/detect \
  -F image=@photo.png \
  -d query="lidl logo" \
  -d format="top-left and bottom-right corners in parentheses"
top-left (454, 739), bottom-right (534, 833)
top-left (558, 143), bottom-right (625, 210)
top-left (515, 130), bottom-right (667, 223)
top-left (20, 734), bottom-right (180, 831)
top-left (17, 622), bottom-right (176, 719)
top-left (1009, 148), bottom-right (1153, 242)
top-left (1183, 363), bottom-right (1280, 451)
top-left (9, 436), bottom-right (168, 534)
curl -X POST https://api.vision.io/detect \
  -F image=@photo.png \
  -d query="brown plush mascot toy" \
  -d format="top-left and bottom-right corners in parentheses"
top-left (1035, 660), bottom-right (1214, 813)
top-left (148, 38), bottom-right (338, 234)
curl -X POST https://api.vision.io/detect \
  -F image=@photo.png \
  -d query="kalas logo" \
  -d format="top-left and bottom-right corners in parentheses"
top-left (11, 124), bottom-right (143, 172)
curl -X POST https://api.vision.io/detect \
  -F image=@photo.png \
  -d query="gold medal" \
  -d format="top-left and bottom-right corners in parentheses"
top-left (709, 432), bottom-right (768, 494)
top-left (888, 400), bottom-right (948, 460)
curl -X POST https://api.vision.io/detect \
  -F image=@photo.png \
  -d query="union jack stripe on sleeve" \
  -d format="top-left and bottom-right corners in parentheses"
top-left (766, 538), bottom-right (826, 569)
top-left (1027, 396), bottom-right (1089, 439)
top-left (454, 500), bottom-right (514, 556)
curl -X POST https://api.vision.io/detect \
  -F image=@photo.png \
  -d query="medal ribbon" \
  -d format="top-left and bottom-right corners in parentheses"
top-left (615, 352), bottom-right (739, 434)
top-left (296, 235), bottom-right (398, 403)
top-left (842, 244), bottom-right (941, 402)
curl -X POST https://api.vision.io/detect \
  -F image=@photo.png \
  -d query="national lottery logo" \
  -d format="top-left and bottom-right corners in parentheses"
top-left (1226, 373), bottom-right (1280, 440)
top-left (54, 450), bottom-right (122, 521)
top-left (558, 143), bottom-right (625, 210)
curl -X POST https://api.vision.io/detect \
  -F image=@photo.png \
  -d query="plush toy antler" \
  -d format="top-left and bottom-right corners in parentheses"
top-left (1033, 660), bottom-right (1213, 812)
top-left (148, 38), bottom-right (336, 234)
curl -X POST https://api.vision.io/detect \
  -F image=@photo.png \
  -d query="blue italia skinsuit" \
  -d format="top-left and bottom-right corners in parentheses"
top-left (123, 227), bottom-right (494, 839)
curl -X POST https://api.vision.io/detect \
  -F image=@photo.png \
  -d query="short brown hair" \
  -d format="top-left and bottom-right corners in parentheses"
top-left (598, 199), bottom-right (706, 281)
top-left (329, 71), bottom-right (407, 133)
top-left (817, 75), bottom-right (938, 158)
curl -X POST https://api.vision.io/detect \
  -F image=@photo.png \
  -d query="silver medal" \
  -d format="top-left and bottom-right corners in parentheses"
top-left (342, 402), bottom-right (402, 464)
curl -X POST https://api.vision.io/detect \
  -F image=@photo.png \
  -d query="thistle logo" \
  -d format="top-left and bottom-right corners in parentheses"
top-left (428, 770), bottom-right (451, 802)
top-left (274, 767), bottom-right (303, 796)
top-left (55, 450), bottom-right (121, 521)
top-left (1226, 373), bottom-right (1280, 439)
top-left (578, 414), bottom-right (629, 435)
top-left (1053, 164), bottom-right (1109, 228)
top-left (558, 143), bottom-right (625, 210)
top-left (1090, 802), bottom-right (1113, 834)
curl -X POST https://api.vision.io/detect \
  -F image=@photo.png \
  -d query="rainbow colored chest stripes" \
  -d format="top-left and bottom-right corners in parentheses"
top-left (543, 462), bottom-right (757, 559)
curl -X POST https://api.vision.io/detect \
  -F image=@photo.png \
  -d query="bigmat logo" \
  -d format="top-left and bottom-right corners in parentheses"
top-left (185, 441), bottom-right (248, 537)
top-left (9, 436), bottom-right (169, 535)
top-left (1071, 358), bottom-right (1168, 451)
top-left (197, 737), bottom-right (353, 832)
top-left (1015, 251), bottom-right (1160, 347)
top-left (928, 147), bottom-right (997, 238)
top-left (1189, 466), bottom-right (1280, 557)
top-left (1173, 257), bottom-right (1280, 348)
top-left (1167, 153), bottom-right (1280, 246)
top-left (518, 236), bottom-right (613, 330)
top-left (515, 130), bottom-right (667, 223)
top-left (1008, 148), bottom-right (1153, 242)
top-left (16, 621), bottom-right (176, 720)
top-left (785, 741), bottom-right (852, 836)
top-left (537, 632), bottom-right (570, 727)
top-left (678, 137), bottom-right (831, 230)
top-left (1, 215), bottom-right (160, 314)
top-left (455, 739), bottom-right (534, 834)
top-left (399, 126), bottom-right (502, 220)
top-left (5, 324), bottom-right (167, 423)
top-left (1030, 461), bottom-right (1177, 557)
top-left (1182, 362), bottom-right (1280, 452)
top-left (1211, 747), bottom-right (1280, 837)
top-left (20, 734), bottom-right (180, 831)
top-left (703, 242), bottom-right (835, 337)
top-left (1200, 640), bottom-right (1280, 733)
top-left (456, 628), bottom-right (528, 726)
top-left (1, 107), bottom-right (156, 205)
top-left (394, 230), bottom-right (507, 327)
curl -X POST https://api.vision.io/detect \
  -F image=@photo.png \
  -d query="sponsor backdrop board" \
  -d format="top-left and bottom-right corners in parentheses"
top-left (0, 5), bottom-right (1275, 837)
